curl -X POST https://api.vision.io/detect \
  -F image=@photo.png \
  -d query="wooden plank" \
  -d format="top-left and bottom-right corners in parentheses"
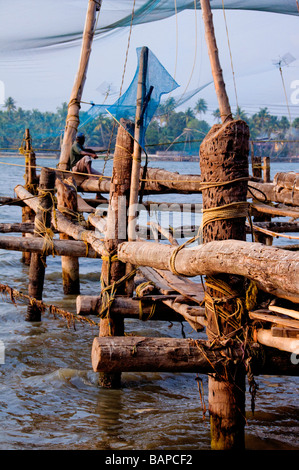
top-left (155, 268), bottom-right (205, 305)
top-left (77, 194), bottom-right (95, 213)
top-left (249, 309), bottom-right (299, 330)
top-left (268, 304), bottom-right (299, 321)
top-left (138, 266), bottom-right (177, 295)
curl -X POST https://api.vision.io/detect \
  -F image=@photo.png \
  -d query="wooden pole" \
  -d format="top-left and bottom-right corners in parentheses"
top-left (91, 336), bottom-right (299, 376)
top-left (126, 46), bottom-right (149, 295)
top-left (56, 177), bottom-right (80, 294)
top-left (26, 168), bottom-right (56, 321)
top-left (98, 118), bottom-right (134, 388)
top-left (200, 0), bottom-right (232, 123)
top-left (22, 128), bottom-right (38, 264)
top-left (200, 121), bottom-right (249, 449)
top-left (58, 0), bottom-right (102, 170)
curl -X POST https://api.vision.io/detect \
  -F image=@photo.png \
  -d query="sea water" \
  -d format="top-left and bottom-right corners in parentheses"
top-left (0, 156), bottom-right (298, 450)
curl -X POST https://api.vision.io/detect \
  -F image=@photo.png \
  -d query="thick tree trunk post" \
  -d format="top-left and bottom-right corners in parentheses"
top-left (58, 0), bottom-right (102, 170)
top-left (26, 168), bottom-right (56, 321)
top-left (126, 46), bottom-right (148, 295)
top-left (200, 0), bottom-right (248, 449)
top-left (56, 177), bottom-right (80, 294)
top-left (200, 120), bottom-right (249, 449)
top-left (99, 118), bottom-right (134, 388)
top-left (22, 128), bottom-right (38, 265)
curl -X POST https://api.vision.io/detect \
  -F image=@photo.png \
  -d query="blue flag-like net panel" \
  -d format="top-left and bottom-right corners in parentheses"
top-left (84, 47), bottom-right (179, 146)
top-left (0, 1), bottom-right (297, 55)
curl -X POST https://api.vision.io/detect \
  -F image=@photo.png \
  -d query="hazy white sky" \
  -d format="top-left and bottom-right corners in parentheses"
top-left (0, 4), bottom-right (298, 124)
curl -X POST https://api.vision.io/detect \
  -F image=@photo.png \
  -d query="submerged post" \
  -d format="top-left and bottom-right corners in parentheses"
top-left (58, 0), bottom-right (102, 170)
top-left (26, 168), bottom-right (56, 321)
top-left (200, 0), bottom-right (249, 449)
top-left (98, 118), bottom-right (134, 388)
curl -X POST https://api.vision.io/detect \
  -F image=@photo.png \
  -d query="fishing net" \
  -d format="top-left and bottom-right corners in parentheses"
top-left (82, 47), bottom-right (179, 146)
top-left (0, 1), bottom-right (297, 55)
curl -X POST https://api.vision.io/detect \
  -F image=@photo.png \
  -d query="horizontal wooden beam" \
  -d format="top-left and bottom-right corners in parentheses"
top-left (91, 335), bottom-right (299, 376)
top-left (0, 235), bottom-right (99, 258)
top-left (118, 240), bottom-right (299, 303)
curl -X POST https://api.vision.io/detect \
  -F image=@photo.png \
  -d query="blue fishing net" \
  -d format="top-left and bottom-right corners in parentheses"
top-left (81, 47), bottom-right (179, 147)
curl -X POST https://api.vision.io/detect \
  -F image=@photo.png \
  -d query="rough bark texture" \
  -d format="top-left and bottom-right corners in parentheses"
top-left (91, 336), bottom-right (299, 376)
top-left (99, 118), bottom-right (134, 388)
top-left (199, 119), bottom-right (249, 450)
top-left (117, 240), bottom-right (299, 303)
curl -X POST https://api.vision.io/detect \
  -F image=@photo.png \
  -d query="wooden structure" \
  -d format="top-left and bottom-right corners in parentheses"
top-left (1, 0), bottom-right (299, 453)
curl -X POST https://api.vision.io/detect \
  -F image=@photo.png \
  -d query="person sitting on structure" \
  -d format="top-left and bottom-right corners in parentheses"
top-left (70, 132), bottom-right (102, 176)
top-left (70, 132), bottom-right (106, 201)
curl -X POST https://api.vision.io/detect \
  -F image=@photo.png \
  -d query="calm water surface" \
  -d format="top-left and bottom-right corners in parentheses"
top-left (0, 157), bottom-right (298, 450)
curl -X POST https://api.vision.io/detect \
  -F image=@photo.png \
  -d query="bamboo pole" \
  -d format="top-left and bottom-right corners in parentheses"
top-left (126, 47), bottom-right (149, 295)
top-left (26, 168), bottom-right (56, 321)
top-left (200, 0), bottom-right (232, 123)
top-left (58, 0), bottom-right (102, 170)
top-left (128, 46), bottom-right (148, 241)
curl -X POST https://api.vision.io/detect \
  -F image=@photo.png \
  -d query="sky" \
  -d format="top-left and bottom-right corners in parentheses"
top-left (0, 2), bottom-right (299, 125)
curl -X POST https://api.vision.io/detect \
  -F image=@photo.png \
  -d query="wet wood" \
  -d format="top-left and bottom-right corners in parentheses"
top-left (118, 239), bottom-right (299, 303)
top-left (91, 336), bottom-right (299, 376)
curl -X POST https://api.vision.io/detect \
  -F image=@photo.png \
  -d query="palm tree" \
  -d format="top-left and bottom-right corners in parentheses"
top-left (195, 98), bottom-right (208, 117)
top-left (212, 108), bottom-right (221, 123)
top-left (233, 106), bottom-right (248, 121)
top-left (184, 107), bottom-right (195, 125)
top-left (4, 97), bottom-right (16, 113)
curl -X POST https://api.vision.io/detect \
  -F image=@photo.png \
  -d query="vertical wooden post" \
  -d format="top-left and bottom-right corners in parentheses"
top-left (252, 156), bottom-right (262, 179)
top-left (263, 156), bottom-right (271, 183)
top-left (58, 0), bottom-right (102, 170)
top-left (200, 0), bottom-right (249, 450)
top-left (22, 129), bottom-right (38, 265)
top-left (26, 168), bottom-right (56, 321)
top-left (200, 121), bottom-right (249, 450)
top-left (56, 177), bottom-right (80, 294)
top-left (126, 46), bottom-right (148, 295)
top-left (99, 118), bottom-right (134, 388)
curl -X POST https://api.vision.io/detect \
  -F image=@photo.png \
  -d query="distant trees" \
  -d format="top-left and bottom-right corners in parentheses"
top-left (0, 96), bottom-right (297, 159)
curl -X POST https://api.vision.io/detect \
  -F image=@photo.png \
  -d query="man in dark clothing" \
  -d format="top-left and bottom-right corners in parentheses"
top-left (70, 133), bottom-right (101, 176)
